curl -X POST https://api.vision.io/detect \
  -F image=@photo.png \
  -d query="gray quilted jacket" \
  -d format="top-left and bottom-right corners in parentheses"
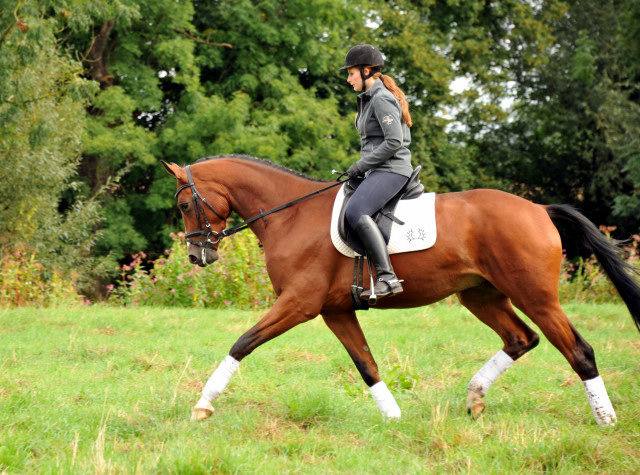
top-left (353, 78), bottom-right (413, 178)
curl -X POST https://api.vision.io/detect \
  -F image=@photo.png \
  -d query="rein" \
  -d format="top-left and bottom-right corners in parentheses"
top-left (176, 164), bottom-right (346, 250)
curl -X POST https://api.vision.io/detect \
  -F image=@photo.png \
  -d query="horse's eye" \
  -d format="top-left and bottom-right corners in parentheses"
top-left (180, 202), bottom-right (189, 212)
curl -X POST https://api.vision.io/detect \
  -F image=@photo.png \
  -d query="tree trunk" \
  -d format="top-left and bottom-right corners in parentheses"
top-left (88, 19), bottom-right (115, 88)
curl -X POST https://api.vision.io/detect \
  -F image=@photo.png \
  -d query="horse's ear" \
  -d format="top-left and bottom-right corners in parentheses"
top-left (161, 161), bottom-right (186, 181)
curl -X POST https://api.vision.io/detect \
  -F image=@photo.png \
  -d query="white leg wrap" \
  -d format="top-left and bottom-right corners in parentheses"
top-left (370, 381), bottom-right (401, 420)
top-left (194, 396), bottom-right (215, 412)
top-left (201, 355), bottom-right (240, 403)
top-left (583, 376), bottom-right (617, 426)
top-left (467, 350), bottom-right (514, 397)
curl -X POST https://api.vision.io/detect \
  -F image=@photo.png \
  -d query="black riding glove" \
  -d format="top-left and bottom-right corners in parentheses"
top-left (346, 162), bottom-right (362, 179)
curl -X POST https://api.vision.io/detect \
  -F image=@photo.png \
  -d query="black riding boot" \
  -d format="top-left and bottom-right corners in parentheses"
top-left (355, 215), bottom-right (404, 302)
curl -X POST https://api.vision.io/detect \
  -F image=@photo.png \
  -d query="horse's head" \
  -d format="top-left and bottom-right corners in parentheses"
top-left (162, 161), bottom-right (230, 267)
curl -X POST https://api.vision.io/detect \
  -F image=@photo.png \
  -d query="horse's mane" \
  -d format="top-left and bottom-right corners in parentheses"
top-left (194, 154), bottom-right (327, 183)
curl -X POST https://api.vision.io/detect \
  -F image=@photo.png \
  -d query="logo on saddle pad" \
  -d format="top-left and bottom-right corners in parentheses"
top-left (330, 184), bottom-right (437, 258)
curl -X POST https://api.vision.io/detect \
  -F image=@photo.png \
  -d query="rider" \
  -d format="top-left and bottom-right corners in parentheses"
top-left (341, 43), bottom-right (414, 301)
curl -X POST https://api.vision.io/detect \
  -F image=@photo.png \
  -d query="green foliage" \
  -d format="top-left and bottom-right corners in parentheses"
top-left (54, 0), bottom-right (199, 262)
top-left (386, 365), bottom-right (419, 391)
top-left (158, 0), bottom-right (366, 177)
top-left (84, 87), bottom-right (156, 168)
top-left (559, 255), bottom-right (619, 304)
top-left (0, 0), bottom-right (107, 290)
top-left (94, 198), bottom-right (149, 258)
top-left (0, 4), bottom-right (90, 237)
top-left (474, 0), bottom-right (640, 236)
top-left (109, 232), bottom-right (274, 309)
top-left (0, 247), bottom-right (85, 307)
top-left (559, 228), bottom-right (640, 304)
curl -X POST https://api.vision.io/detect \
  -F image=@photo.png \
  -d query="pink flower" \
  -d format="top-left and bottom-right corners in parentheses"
top-left (106, 284), bottom-right (114, 291)
top-left (224, 301), bottom-right (231, 305)
top-left (170, 288), bottom-right (176, 293)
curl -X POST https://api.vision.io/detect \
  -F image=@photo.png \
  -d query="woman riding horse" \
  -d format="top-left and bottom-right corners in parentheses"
top-left (163, 49), bottom-right (640, 427)
top-left (342, 43), bottom-right (414, 301)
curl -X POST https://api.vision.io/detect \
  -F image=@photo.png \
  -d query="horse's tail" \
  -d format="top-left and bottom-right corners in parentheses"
top-left (546, 204), bottom-right (640, 333)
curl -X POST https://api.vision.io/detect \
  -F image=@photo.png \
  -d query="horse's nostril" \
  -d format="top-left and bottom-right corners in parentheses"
top-left (189, 254), bottom-right (198, 264)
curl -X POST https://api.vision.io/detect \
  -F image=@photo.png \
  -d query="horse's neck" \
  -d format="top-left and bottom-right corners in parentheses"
top-left (209, 160), bottom-right (328, 232)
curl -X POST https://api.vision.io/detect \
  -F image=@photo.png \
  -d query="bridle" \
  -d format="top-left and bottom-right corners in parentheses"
top-left (175, 166), bottom-right (229, 261)
top-left (175, 165), bottom-right (346, 265)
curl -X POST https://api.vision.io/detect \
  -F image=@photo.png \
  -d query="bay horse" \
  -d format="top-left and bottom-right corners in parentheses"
top-left (162, 155), bottom-right (640, 426)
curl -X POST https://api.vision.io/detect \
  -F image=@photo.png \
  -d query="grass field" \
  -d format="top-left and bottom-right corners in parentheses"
top-left (1, 302), bottom-right (639, 474)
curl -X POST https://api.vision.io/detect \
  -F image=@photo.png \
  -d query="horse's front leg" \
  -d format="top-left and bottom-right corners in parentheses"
top-left (322, 310), bottom-right (401, 420)
top-left (192, 295), bottom-right (317, 421)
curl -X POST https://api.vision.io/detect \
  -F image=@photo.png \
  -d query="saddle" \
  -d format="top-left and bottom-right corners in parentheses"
top-left (337, 166), bottom-right (424, 256)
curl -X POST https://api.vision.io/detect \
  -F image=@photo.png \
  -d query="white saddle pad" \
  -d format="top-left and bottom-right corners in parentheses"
top-left (330, 184), bottom-right (437, 258)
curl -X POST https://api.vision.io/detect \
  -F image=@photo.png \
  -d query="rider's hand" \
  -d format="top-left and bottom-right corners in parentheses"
top-left (346, 162), bottom-right (362, 179)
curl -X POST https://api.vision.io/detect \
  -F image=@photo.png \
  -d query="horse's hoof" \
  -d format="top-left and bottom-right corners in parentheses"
top-left (191, 396), bottom-right (215, 421)
top-left (191, 407), bottom-right (214, 421)
top-left (466, 391), bottom-right (485, 419)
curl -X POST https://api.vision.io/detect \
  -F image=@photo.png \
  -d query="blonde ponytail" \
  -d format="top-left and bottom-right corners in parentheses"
top-left (373, 72), bottom-right (412, 127)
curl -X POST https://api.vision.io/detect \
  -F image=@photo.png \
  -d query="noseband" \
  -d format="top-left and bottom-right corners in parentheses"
top-left (175, 165), bottom-right (229, 258)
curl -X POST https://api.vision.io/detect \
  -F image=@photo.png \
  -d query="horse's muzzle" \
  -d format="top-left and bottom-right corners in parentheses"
top-left (188, 245), bottom-right (219, 267)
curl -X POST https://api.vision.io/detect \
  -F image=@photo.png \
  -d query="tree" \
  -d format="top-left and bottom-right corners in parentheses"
top-left (56, 0), bottom-right (192, 260)
top-left (0, 0), bottom-right (102, 289)
top-left (474, 0), bottom-right (640, 238)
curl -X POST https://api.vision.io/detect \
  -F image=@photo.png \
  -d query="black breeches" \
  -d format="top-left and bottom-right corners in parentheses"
top-left (345, 170), bottom-right (408, 229)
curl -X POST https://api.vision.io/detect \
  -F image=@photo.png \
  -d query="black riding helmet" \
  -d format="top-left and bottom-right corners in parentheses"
top-left (340, 43), bottom-right (384, 91)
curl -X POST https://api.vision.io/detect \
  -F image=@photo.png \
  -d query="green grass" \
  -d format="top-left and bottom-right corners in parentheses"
top-left (1, 303), bottom-right (639, 474)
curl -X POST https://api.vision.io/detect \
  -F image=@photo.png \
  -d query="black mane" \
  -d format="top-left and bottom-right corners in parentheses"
top-left (194, 154), bottom-right (327, 183)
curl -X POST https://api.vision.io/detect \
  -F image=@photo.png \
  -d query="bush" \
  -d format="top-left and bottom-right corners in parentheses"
top-left (558, 229), bottom-right (640, 304)
top-left (108, 232), bottom-right (274, 309)
top-left (0, 247), bottom-right (86, 307)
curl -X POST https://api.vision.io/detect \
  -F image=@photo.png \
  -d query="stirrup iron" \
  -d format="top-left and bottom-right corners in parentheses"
top-left (366, 257), bottom-right (377, 305)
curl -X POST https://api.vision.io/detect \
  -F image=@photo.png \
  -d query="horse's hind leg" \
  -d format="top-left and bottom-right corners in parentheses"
top-left (457, 284), bottom-right (540, 418)
top-left (321, 310), bottom-right (401, 419)
top-left (513, 296), bottom-right (617, 425)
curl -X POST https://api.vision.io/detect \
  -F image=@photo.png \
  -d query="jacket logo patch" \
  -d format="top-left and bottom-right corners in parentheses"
top-left (382, 115), bottom-right (394, 125)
